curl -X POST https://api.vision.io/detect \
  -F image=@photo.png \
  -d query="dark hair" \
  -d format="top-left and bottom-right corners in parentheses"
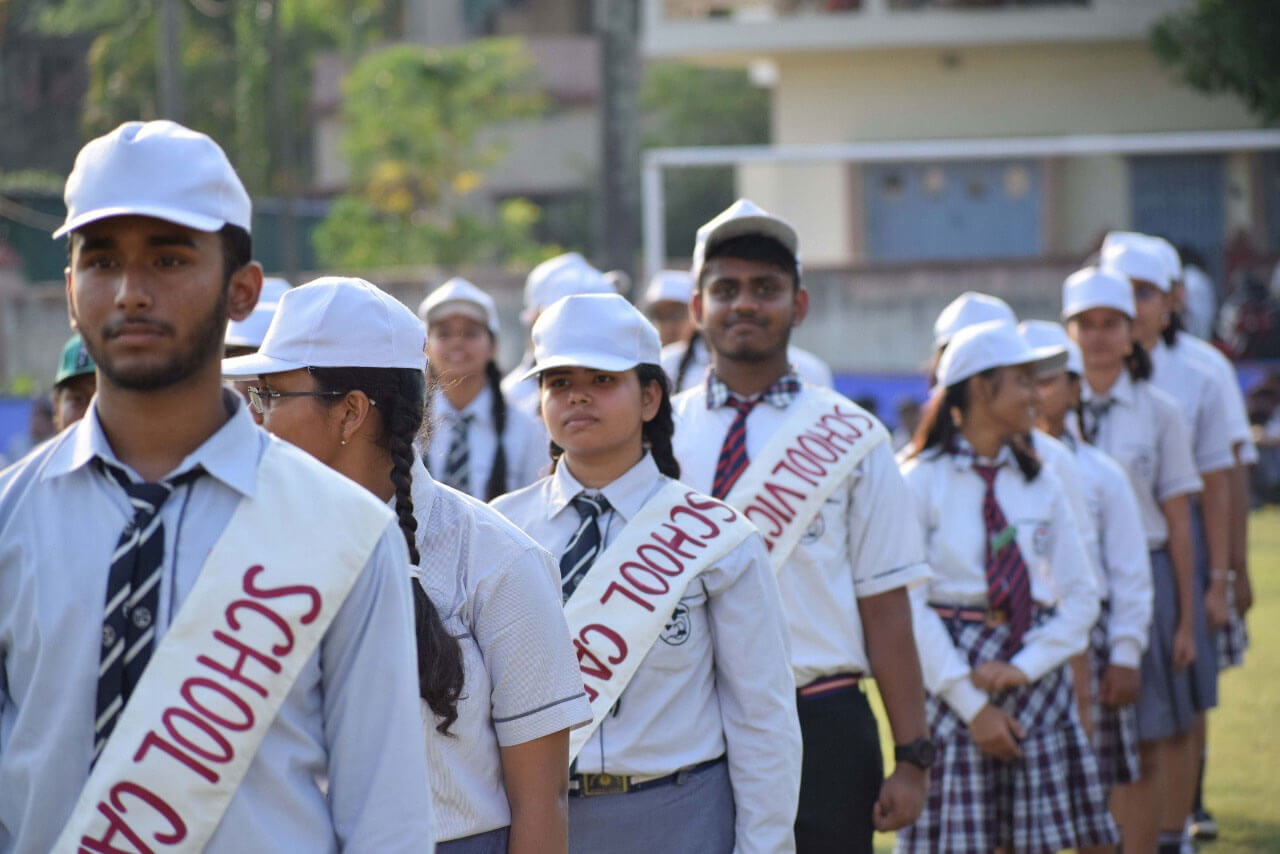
top-left (310, 365), bottom-right (464, 733)
top-left (674, 329), bottom-right (703, 392)
top-left (1125, 339), bottom-right (1152, 381)
top-left (907, 369), bottom-right (1041, 481)
top-left (699, 234), bottom-right (799, 290)
top-left (546, 364), bottom-right (680, 479)
top-left (1162, 310), bottom-right (1183, 348)
top-left (482, 361), bottom-right (509, 501)
top-left (219, 224), bottom-right (252, 286)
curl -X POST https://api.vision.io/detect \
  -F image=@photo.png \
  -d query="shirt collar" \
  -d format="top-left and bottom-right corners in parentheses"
top-left (1081, 369), bottom-right (1135, 407)
top-left (43, 390), bottom-right (262, 497)
top-left (947, 434), bottom-right (1017, 472)
top-left (546, 452), bottom-right (662, 525)
top-left (434, 384), bottom-right (492, 426)
top-left (704, 368), bottom-right (803, 411)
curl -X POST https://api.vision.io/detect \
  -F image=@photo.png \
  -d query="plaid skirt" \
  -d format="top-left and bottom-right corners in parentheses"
top-left (1086, 602), bottom-right (1140, 789)
top-left (1217, 581), bottom-right (1249, 669)
top-left (896, 611), bottom-right (1118, 854)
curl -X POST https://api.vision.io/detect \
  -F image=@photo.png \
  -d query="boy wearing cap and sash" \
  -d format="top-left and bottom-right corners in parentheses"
top-left (492, 293), bottom-right (801, 853)
top-left (0, 121), bottom-right (433, 852)
top-left (52, 333), bottom-right (97, 432)
top-left (671, 200), bottom-right (930, 853)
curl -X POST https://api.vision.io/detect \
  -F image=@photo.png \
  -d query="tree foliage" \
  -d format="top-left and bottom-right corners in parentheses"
top-left (1151, 0), bottom-right (1280, 124)
top-left (313, 38), bottom-right (553, 270)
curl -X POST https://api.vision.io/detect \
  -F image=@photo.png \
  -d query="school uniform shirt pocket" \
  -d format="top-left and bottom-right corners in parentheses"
top-left (1011, 516), bottom-right (1053, 560)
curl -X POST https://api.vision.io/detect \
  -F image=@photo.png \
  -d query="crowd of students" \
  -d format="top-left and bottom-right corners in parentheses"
top-left (0, 118), bottom-right (1256, 854)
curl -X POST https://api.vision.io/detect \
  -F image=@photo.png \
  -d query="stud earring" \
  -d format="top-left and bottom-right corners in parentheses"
top-left (341, 438), bottom-right (348, 446)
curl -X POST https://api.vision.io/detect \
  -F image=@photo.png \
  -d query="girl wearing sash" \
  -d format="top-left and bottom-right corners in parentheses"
top-left (491, 293), bottom-right (802, 854)
top-left (225, 277), bottom-right (592, 852)
top-left (419, 277), bottom-right (548, 500)
top-left (1062, 267), bottom-right (1203, 854)
top-left (897, 320), bottom-right (1115, 854)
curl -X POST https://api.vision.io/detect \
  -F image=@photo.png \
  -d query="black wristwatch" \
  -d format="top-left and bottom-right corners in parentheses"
top-left (894, 738), bottom-right (937, 770)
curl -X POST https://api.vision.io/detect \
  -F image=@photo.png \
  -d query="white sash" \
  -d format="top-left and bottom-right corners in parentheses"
top-left (725, 388), bottom-right (888, 573)
top-left (563, 480), bottom-right (756, 761)
top-left (56, 440), bottom-right (395, 853)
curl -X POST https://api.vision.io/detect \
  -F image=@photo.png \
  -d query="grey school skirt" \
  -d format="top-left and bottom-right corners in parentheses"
top-left (1136, 548), bottom-right (1198, 742)
top-left (1188, 498), bottom-right (1220, 711)
top-left (436, 827), bottom-right (509, 854)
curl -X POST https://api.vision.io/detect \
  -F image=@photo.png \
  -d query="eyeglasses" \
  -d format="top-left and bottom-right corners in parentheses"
top-left (246, 386), bottom-right (344, 415)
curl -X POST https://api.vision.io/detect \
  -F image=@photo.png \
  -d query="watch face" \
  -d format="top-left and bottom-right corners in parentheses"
top-left (899, 738), bottom-right (937, 767)
top-left (918, 740), bottom-right (937, 765)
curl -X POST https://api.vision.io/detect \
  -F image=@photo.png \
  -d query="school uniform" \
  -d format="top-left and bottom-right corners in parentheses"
top-left (897, 443), bottom-right (1114, 854)
top-left (1080, 371), bottom-right (1204, 742)
top-left (409, 457), bottom-right (591, 848)
top-left (672, 372), bottom-right (930, 851)
top-left (661, 335), bottom-right (834, 394)
top-left (1030, 428), bottom-right (1100, 588)
top-left (426, 385), bottom-right (548, 499)
top-left (0, 394), bottom-right (433, 852)
top-left (499, 357), bottom-right (540, 421)
top-left (491, 452), bottom-right (802, 854)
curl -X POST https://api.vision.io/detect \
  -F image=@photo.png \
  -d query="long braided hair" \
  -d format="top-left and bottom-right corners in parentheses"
top-left (673, 329), bottom-right (703, 393)
top-left (310, 366), bottom-right (465, 733)
top-left (547, 364), bottom-right (680, 479)
top-left (481, 360), bottom-right (509, 500)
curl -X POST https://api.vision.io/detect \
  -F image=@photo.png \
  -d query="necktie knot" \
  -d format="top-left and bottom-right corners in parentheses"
top-left (973, 463), bottom-right (1000, 491)
top-left (572, 493), bottom-right (611, 521)
top-left (98, 460), bottom-right (203, 518)
top-left (1083, 397), bottom-right (1114, 443)
top-left (726, 396), bottom-right (759, 418)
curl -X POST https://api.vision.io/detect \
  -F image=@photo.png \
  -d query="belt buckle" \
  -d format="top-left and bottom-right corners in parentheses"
top-left (985, 609), bottom-right (1008, 628)
top-left (580, 773), bottom-right (629, 796)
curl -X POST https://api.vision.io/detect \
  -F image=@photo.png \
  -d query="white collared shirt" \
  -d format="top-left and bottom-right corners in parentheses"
top-left (1150, 338), bottom-right (1236, 475)
top-left (490, 454), bottom-right (802, 854)
top-left (500, 353), bottom-right (541, 421)
top-left (1082, 372), bottom-right (1202, 549)
top-left (0, 395), bottom-right (433, 853)
top-left (425, 385), bottom-right (548, 499)
top-left (1069, 436), bottom-right (1154, 668)
top-left (661, 335), bottom-right (834, 394)
top-left (1031, 428), bottom-right (1100, 590)
top-left (672, 383), bottom-right (930, 685)
top-left (899, 446), bottom-right (1100, 722)
top-left (1174, 331), bottom-right (1257, 464)
top-left (408, 458), bottom-right (590, 841)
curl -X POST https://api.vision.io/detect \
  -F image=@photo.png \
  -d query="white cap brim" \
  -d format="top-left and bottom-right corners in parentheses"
top-left (519, 352), bottom-right (646, 382)
top-left (221, 351), bottom-right (310, 378)
top-left (54, 203), bottom-right (226, 239)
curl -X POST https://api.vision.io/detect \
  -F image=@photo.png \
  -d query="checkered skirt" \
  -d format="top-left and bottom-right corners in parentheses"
top-left (1217, 582), bottom-right (1248, 669)
top-left (895, 612), bottom-right (1118, 854)
top-left (1086, 603), bottom-right (1140, 789)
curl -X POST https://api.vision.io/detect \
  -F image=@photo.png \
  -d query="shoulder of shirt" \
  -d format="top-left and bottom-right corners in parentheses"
top-left (1143, 382), bottom-right (1184, 420)
top-left (265, 435), bottom-right (396, 522)
top-left (488, 475), bottom-right (549, 521)
top-left (1178, 333), bottom-right (1234, 373)
top-left (435, 478), bottom-right (551, 557)
top-left (670, 383), bottom-right (705, 415)
top-left (1033, 430), bottom-right (1074, 466)
top-left (0, 428), bottom-right (74, 523)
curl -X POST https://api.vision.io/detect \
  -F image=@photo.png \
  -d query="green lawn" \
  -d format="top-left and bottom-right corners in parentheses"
top-left (869, 507), bottom-right (1280, 852)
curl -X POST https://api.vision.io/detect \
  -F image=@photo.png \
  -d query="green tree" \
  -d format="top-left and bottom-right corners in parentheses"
top-left (1151, 0), bottom-right (1280, 124)
top-left (313, 38), bottom-right (553, 270)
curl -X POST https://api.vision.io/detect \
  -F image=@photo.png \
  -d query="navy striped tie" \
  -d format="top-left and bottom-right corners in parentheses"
top-left (974, 464), bottom-right (1033, 658)
top-left (559, 494), bottom-right (611, 601)
top-left (443, 413), bottom-right (474, 493)
top-left (93, 461), bottom-right (202, 764)
top-left (712, 397), bottom-right (759, 499)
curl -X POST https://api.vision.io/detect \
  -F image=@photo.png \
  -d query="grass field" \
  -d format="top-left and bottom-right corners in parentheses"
top-left (869, 506), bottom-right (1280, 853)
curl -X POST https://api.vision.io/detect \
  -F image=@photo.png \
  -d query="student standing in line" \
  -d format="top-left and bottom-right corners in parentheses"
top-left (492, 293), bottom-right (802, 854)
top-left (643, 269), bottom-right (696, 347)
top-left (420, 277), bottom-right (548, 499)
top-left (928, 291), bottom-right (1017, 388)
top-left (1022, 319), bottom-right (1155, 851)
top-left (670, 200), bottom-right (930, 854)
top-left (51, 333), bottom-right (97, 431)
top-left (0, 120), bottom-right (433, 851)
top-left (897, 320), bottom-right (1113, 854)
top-left (226, 278), bottom-right (592, 853)
top-left (1063, 267), bottom-right (1203, 854)
top-left (223, 276), bottom-right (289, 419)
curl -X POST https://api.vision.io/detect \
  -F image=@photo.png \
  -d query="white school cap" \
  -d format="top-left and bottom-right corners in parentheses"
top-left (1103, 231), bottom-right (1182, 285)
top-left (933, 291), bottom-right (1017, 349)
top-left (419, 277), bottom-right (500, 335)
top-left (1061, 266), bottom-right (1135, 320)
top-left (1018, 320), bottom-right (1082, 376)
top-left (521, 293), bottom-right (662, 381)
top-left (224, 277), bottom-right (292, 350)
top-left (936, 319), bottom-right (1068, 389)
top-left (1102, 239), bottom-right (1171, 292)
top-left (55, 120), bottom-right (251, 239)
top-left (643, 270), bottom-right (695, 307)
top-left (522, 252), bottom-right (615, 324)
top-left (692, 198), bottom-right (799, 283)
top-left (222, 276), bottom-right (425, 376)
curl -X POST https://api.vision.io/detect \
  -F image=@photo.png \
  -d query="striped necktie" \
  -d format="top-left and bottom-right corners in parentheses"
top-left (443, 413), bottom-right (474, 493)
top-left (93, 461), bottom-right (203, 764)
top-left (712, 397), bottom-right (759, 499)
top-left (1083, 397), bottom-right (1114, 444)
top-left (973, 464), bottom-right (1033, 658)
top-left (559, 493), bottom-right (611, 601)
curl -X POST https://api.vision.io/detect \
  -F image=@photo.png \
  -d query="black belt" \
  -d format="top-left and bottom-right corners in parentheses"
top-left (568, 756), bottom-right (725, 797)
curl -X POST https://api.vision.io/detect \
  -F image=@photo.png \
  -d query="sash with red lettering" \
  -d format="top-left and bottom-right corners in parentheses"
top-left (562, 480), bottom-right (757, 761)
top-left (724, 387), bottom-right (888, 573)
top-left (55, 440), bottom-right (395, 853)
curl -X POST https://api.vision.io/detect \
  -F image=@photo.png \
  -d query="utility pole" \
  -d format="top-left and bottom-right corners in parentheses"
top-left (156, 0), bottom-right (183, 122)
top-left (266, 0), bottom-right (298, 280)
top-left (595, 0), bottom-right (640, 292)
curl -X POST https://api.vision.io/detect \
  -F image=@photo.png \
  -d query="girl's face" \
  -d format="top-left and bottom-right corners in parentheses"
top-left (974, 364), bottom-right (1038, 438)
top-left (254, 368), bottom-right (346, 466)
top-left (540, 366), bottom-right (660, 465)
top-left (1068, 308), bottom-right (1133, 373)
top-left (1130, 279), bottom-right (1171, 344)
top-left (427, 314), bottom-right (495, 382)
top-left (1034, 371), bottom-right (1078, 423)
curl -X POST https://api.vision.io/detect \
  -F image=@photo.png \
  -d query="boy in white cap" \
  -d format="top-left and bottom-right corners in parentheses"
top-left (501, 252), bottom-right (616, 419)
top-left (643, 269), bottom-right (696, 347)
top-left (0, 121), bottom-right (433, 851)
top-left (897, 320), bottom-right (1113, 853)
top-left (670, 199), bottom-right (929, 854)
top-left (491, 293), bottom-right (801, 854)
top-left (421, 277), bottom-right (548, 499)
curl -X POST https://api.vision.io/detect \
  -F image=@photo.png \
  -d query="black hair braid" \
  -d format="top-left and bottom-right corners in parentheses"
top-left (673, 328), bottom-right (702, 393)
top-left (483, 360), bottom-right (508, 501)
top-left (908, 370), bottom-right (1040, 481)
top-left (1125, 340), bottom-right (1153, 382)
top-left (1162, 311), bottom-right (1183, 348)
top-left (637, 364), bottom-right (680, 479)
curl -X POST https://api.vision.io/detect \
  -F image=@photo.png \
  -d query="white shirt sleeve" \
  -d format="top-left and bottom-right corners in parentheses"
top-left (1154, 392), bottom-right (1204, 503)
top-left (1041, 436), bottom-right (1102, 591)
top-left (1190, 378), bottom-right (1238, 475)
top-left (1092, 452), bottom-right (1155, 668)
top-left (703, 533), bottom-right (802, 854)
top-left (848, 444), bottom-right (932, 597)
top-left (909, 583), bottom-right (990, 724)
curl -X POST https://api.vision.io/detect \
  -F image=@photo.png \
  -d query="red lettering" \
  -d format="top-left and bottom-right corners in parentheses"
top-left (181, 677), bottom-right (254, 732)
top-left (648, 522), bottom-right (705, 559)
top-left (819, 413), bottom-right (861, 443)
top-left (831, 404), bottom-right (875, 434)
top-left (580, 624), bottom-right (628, 664)
top-left (224, 600), bottom-right (294, 657)
top-left (755, 492), bottom-right (795, 524)
top-left (79, 782), bottom-right (187, 853)
top-left (161, 708), bottom-right (233, 771)
top-left (773, 456), bottom-right (821, 487)
top-left (196, 630), bottom-right (281, 699)
top-left (670, 504), bottom-right (720, 539)
top-left (796, 433), bottom-right (841, 463)
top-left (600, 580), bottom-right (655, 612)
top-left (763, 480), bottom-right (807, 518)
top-left (134, 731), bottom-right (217, 784)
top-left (621, 562), bottom-right (672, 595)
top-left (582, 683), bottom-right (599, 703)
top-left (574, 638), bottom-right (614, 682)
top-left (637, 542), bottom-right (686, 576)
top-left (744, 503), bottom-right (785, 539)
top-left (80, 802), bottom-right (153, 854)
top-left (242, 566), bottom-right (322, 624)
top-left (686, 492), bottom-right (739, 523)
top-left (805, 420), bottom-right (854, 452)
